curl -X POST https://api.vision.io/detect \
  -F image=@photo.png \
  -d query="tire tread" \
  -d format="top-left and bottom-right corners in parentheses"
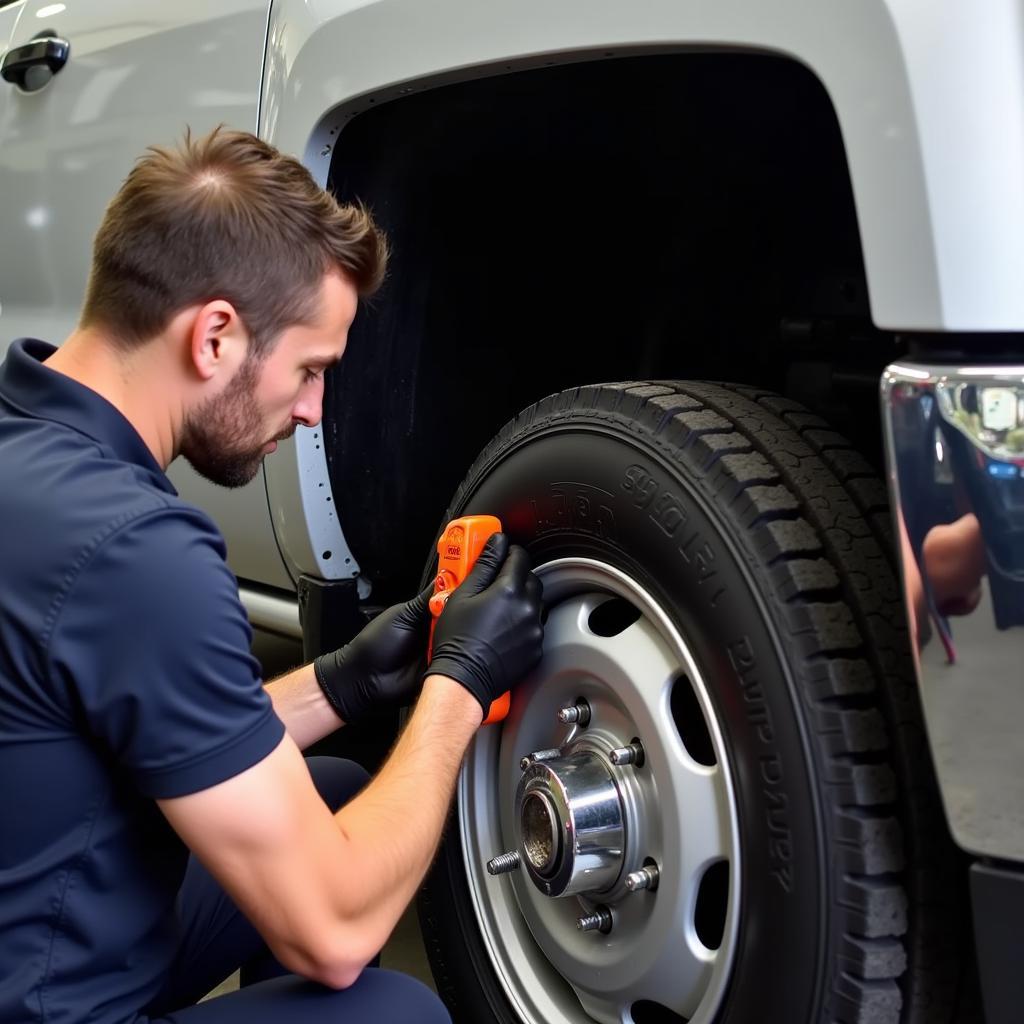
top-left (433, 379), bottom-right (964, 1024)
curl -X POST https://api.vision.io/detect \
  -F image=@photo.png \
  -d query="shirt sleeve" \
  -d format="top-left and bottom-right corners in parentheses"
top-left (46, 507), bottom-right (286, 798)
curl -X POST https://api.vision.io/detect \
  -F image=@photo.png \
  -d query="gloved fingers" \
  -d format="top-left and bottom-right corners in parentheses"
top-left (399, 583), bottom-right (435, 628)
top-left (387, 663), bottom-right (427, 708)
top-left (458, 532), bottom-right (510, 596)
top-left (493, 544), bottom-right (533, 596)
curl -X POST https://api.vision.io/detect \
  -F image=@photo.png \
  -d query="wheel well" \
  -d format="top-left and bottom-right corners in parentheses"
top-left (324, 51), bottom-right (900, 599)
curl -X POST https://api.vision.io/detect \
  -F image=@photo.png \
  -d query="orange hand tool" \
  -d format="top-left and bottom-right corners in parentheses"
top-left (427, 514), bottom-right (511, 725)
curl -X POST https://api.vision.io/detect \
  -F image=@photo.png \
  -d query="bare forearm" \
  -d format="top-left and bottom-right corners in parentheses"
top-left (330, 675), bottom-right (481, 948)
top-left (167, 538), bottom-right (540, 991)
top-left (263, 665), bottom-right (480, 956)
top-left (264, 662), bottom-right (345, 749)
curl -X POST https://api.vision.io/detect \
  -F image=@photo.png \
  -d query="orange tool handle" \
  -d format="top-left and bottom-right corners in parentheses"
top-left (427, 515), bottom-right (511, 726)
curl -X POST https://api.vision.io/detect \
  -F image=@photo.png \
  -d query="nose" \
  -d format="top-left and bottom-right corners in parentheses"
top-left (292, 379), bottom-right (324, 428)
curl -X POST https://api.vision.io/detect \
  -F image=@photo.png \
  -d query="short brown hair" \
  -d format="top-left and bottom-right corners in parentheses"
top-left (80, 126), bottom-right (387, 356)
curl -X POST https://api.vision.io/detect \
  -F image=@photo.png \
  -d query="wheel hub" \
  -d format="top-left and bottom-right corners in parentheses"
top-left (516, 751), bottom-right (626, 897)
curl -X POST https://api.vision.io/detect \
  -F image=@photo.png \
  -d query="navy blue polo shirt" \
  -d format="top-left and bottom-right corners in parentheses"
top-left (0, 339), bottom-right (286, 1022)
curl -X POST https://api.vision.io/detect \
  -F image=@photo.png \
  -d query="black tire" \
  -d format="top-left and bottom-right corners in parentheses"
top-left (419, 381), bottom-right (969, 1024)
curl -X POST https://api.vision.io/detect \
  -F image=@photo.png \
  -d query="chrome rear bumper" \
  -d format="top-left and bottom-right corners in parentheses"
top-left (881, 362), bottom-right (1024, 862)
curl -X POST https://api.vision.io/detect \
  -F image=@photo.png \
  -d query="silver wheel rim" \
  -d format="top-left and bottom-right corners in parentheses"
top-left (458, 558), bottom-right (741, 1024)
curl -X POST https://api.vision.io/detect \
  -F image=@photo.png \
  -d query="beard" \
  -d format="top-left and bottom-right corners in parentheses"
top-left (181, 357), bottom-right (292, 488)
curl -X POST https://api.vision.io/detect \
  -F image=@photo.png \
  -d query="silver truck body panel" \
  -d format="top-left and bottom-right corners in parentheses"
top-left (262, 0), bottom-right (1024, 333)
top-left (242, 584), bottom-right (302, 638)
top-left (0, 4), bottom-right (23, 64)
top-left (882, 362), bottom-right (1024, 861)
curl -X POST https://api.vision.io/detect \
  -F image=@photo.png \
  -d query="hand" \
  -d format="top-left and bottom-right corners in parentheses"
top-left (922, 513), bottom-right (986, 616)
top-left (313, 585), bottom-right (433, 723)
top-left (428, 533), bottom-right (545, 719)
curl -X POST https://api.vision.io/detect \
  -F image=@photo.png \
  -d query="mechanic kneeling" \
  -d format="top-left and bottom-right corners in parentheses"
top-left (0, 128), bottom-right (545, 1023)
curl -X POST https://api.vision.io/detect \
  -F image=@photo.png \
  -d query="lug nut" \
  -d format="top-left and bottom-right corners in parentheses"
top-left (609, 741), bottom-right (645, 767)
top-left (486, 850), bottom-right (521, 875)
top-left (625, 864), bottom-right (660, 892)
top-left (576, 906), bottom-right (613, 933)
top-left (557, 700), bottom-right (591, 727)
top-left (520, 748), bottom-right (562, 771)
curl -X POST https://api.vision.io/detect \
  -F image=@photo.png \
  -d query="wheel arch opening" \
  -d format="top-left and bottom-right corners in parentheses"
top-left (322, 51), bottom-right (888, 600)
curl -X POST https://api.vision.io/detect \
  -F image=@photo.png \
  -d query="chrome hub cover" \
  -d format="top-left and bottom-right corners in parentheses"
top-left (516, 751), bottom-right (626, 897)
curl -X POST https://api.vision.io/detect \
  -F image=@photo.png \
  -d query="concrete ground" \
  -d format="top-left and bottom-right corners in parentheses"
top-left (202, 629), bottom-right (435, 1001)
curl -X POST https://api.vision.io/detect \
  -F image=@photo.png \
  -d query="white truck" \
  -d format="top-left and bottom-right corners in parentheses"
top-left (1, 3), bottom-right (1020, 1023)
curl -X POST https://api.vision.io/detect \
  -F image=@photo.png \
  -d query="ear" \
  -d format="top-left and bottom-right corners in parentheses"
top-left (188, 300), bottom-right (249, 382)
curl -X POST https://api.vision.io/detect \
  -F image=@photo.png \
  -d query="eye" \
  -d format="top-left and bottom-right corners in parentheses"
top-left (303, 367), bottom-right (325, 385)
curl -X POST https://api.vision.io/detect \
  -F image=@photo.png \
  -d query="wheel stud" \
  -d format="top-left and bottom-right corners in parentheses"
top-left (486, 850), bottom-right (521, 875)
top-left (609, 741), bottom-right (645, 767)
top-left (520, 748), bottom-right (561, 771)
top-left (625, 864), bottom-right (660, 892)
top-left (557, 700), bottom-right (591, 727)
top-left (576, 906), bottom-right (613, 933)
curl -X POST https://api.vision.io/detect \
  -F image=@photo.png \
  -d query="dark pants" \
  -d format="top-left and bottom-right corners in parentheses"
top-left (142, 757), bottom-right (450, 1023)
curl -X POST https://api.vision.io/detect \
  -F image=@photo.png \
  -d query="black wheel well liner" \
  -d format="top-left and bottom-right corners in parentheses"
top-left (322, 51), bottom-right (893, 599)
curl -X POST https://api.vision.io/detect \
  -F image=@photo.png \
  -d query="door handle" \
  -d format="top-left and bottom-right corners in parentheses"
top-left (1, 37), bottom-right (70, 89)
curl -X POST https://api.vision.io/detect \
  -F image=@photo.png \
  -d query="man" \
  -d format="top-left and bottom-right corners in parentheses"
top-left (0, 128), bottom-right (544, 1022)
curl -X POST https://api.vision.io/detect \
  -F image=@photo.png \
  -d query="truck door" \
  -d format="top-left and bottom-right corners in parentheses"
top-left (0, 1), bottom-right (26, 195)
top-left (0, 2), bottom-right (22, 63)
top-left (0, 0), bottom-right (295, 593)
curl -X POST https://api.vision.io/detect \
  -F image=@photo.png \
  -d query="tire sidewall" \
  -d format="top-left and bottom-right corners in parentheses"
top-left (423, 420), bottom-right (827, 1024)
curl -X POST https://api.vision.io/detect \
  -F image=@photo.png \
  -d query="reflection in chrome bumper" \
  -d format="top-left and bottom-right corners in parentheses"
top-left (882, 363), bottom-right (1024, 861)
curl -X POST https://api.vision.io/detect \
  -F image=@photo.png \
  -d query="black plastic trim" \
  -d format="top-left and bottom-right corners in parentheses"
top-left (0, 36), bottom-right (69, 88)
top-left (970, 861), bottom-right (1024, 1024)
top-left (296, 575), bottom-right (363, 661)
top-left (296, 575), bottom-right (403, 774)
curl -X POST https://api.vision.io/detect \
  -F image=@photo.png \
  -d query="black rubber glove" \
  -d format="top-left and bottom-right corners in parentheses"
top-left (428, 533), bottom-right (545, 718)
top-left (313, 585), bottom-right (433, 724)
